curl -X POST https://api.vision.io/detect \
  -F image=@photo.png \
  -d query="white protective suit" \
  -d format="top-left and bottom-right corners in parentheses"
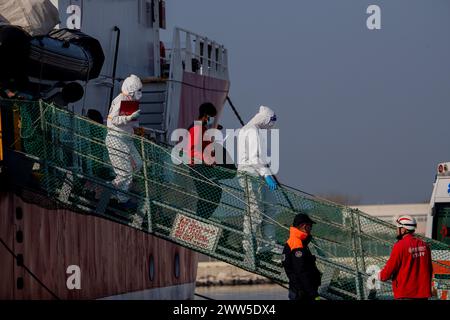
top-left (106, 75), bottom-right (143, 203)
top-left (237, 105), bottom-right (277, 266)
top-left (237, 105), bottom-right (275, 177)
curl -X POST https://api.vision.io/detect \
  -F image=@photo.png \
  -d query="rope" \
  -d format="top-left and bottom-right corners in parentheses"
top-left (226, 96), bottom-right (245, 126)
top-left (194, 292), bottom-right (215, 300)
top-left (0, 237), bottom-right (60, 300)
top-left (9, 102), bottom-right (50, 146)
top-left (166, 79), bottom-right (230, 94)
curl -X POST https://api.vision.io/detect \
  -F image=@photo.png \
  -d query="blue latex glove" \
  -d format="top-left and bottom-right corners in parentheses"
top-left (265, 175), bottom-right (277, 191)
top-left (126, 109), bottom-right (141, 121)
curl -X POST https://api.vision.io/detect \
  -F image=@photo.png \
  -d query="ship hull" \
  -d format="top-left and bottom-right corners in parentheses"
top-left (0, 190), bottom-right (198, 300)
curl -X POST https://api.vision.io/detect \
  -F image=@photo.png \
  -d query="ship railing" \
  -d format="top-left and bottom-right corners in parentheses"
top-left (169, 27), bottom-right (229, 81)
top-left (1, 99), bottom-right (450, 300)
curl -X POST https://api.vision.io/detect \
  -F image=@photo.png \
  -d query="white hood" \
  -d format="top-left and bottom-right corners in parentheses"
top-left (0, 0), bottom-right (60, 36)
top-left (237, 105), bottom-right (276, 177)
top-left (245, 105), bottom-right (276, 129)
top-left (121, 74), bottom-right (143, 95)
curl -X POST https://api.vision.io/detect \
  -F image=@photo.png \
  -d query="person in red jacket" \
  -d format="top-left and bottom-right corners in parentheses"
top-left (186, 102), bottom-right (217, 165)
top-left (186, 102), bottom-right (222, 219)
top-left (379, 215), bottom-right (433, 300)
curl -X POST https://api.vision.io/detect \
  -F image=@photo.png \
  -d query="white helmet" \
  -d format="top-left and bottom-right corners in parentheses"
top-left (395, 215), bottom-right (417, 231)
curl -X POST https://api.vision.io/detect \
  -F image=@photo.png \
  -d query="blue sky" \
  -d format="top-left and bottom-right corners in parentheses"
top-left (163, 0), bottom-right (450, 204)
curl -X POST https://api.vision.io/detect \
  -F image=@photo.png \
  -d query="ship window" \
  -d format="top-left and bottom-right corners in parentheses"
top-left (433, 203), bottom-right (450, 245)
top-left (149, 255), bottom-right (155, 281)
top-left (174, 252), bottom-right (180, 279)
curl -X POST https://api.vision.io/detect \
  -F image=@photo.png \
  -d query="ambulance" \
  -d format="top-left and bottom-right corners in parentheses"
top-left (426, 162), bottom-right (450, 299)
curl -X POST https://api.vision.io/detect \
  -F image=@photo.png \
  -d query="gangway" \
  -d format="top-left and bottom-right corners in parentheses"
top-left (1, 100), bottom-right (450, 300)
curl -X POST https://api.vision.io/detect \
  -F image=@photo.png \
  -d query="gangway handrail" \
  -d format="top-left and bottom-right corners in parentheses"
top-left (1, 99), bottom-right (449, 300)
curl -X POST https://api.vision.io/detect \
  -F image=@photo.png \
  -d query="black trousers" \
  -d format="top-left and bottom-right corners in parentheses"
top-left (288, 288), bottom-right (317, 301)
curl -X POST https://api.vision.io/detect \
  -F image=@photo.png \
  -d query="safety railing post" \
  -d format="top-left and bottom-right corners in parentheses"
top-left (185, 32), bottom-right (192, 72)
top-left (350, 209), bottom-right (365, 300)
top-left (80, 117), bottom-right (93, 176)
top-left (38, 100), bottom-right (50, 195)
top-left (141, 137), bottom-right (152, 232)
top-left (242, 174), bottom-right (256, 270)
top-left (69, 107), bottom-right (78, 170)
top-left (48, 103), bottom-right (56, 163)
top-left (130, 136), bottom-right (151, 231)
top-left (354, 209), bottom-right (368, 297)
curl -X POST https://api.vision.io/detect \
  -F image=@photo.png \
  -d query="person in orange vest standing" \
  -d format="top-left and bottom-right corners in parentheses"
top-left (379, 215), bottom-right (433, 300)
top-left (282, 213), bottom-right (322, 301)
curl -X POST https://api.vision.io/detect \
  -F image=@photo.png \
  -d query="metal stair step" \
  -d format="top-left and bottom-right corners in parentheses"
top-left (139, 113), bottom-right (164, 126)
top-left (139, 102), bottom-right (165, 114)
top-left (141, 92), bottom-right (166, 103)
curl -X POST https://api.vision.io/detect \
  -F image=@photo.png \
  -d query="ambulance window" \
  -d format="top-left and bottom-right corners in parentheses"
top-left (433, 204), bottom-right (450, 245)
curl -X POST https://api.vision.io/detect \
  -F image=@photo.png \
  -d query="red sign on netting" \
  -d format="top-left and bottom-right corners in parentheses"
top-left (170, 214), bottom-right (221, 252)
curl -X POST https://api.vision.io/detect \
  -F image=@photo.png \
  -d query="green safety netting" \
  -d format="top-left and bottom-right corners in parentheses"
top-left (2, 99), bottom-right (450, 300)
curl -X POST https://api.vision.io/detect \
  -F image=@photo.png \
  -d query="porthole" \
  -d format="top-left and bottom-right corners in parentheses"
top-left (16, 230), bottom-right (23, 243)
top-left (149, 255), bottom-right (155, 281)
top-left (16, 207), bottom-right (23, 220)
top-left (16, 277), bottom-right (24, 290)
top-left (174, 252), bottom-right (180, 279)
top-left (16, 254), bottom-right (23, 267)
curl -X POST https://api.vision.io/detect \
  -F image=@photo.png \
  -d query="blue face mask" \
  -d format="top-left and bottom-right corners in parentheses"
top-left (130, 89), bottom-right (142, 101)
top-left (266, 114), bottom-right (277, 128)
top-left (207, 117), bottom-right (215, 127)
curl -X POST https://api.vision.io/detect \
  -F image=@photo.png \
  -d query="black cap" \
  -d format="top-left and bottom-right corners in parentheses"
top-left (199, 102), bottom-right (217, 117)
top-left (293, 213), bottom-right (316, 227)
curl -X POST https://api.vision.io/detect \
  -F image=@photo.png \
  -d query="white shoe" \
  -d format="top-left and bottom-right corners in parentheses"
top-left (130, 214), bottom-right (143, 228)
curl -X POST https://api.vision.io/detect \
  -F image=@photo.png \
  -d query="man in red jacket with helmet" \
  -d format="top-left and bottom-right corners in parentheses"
top-left (379, 215), bottom-right (433, 300)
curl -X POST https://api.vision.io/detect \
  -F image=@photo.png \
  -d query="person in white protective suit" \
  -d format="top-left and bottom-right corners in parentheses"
top-left (237, 105), bottom-right (278, 268)
top-left (106, 74), bottom-right (143, 209)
